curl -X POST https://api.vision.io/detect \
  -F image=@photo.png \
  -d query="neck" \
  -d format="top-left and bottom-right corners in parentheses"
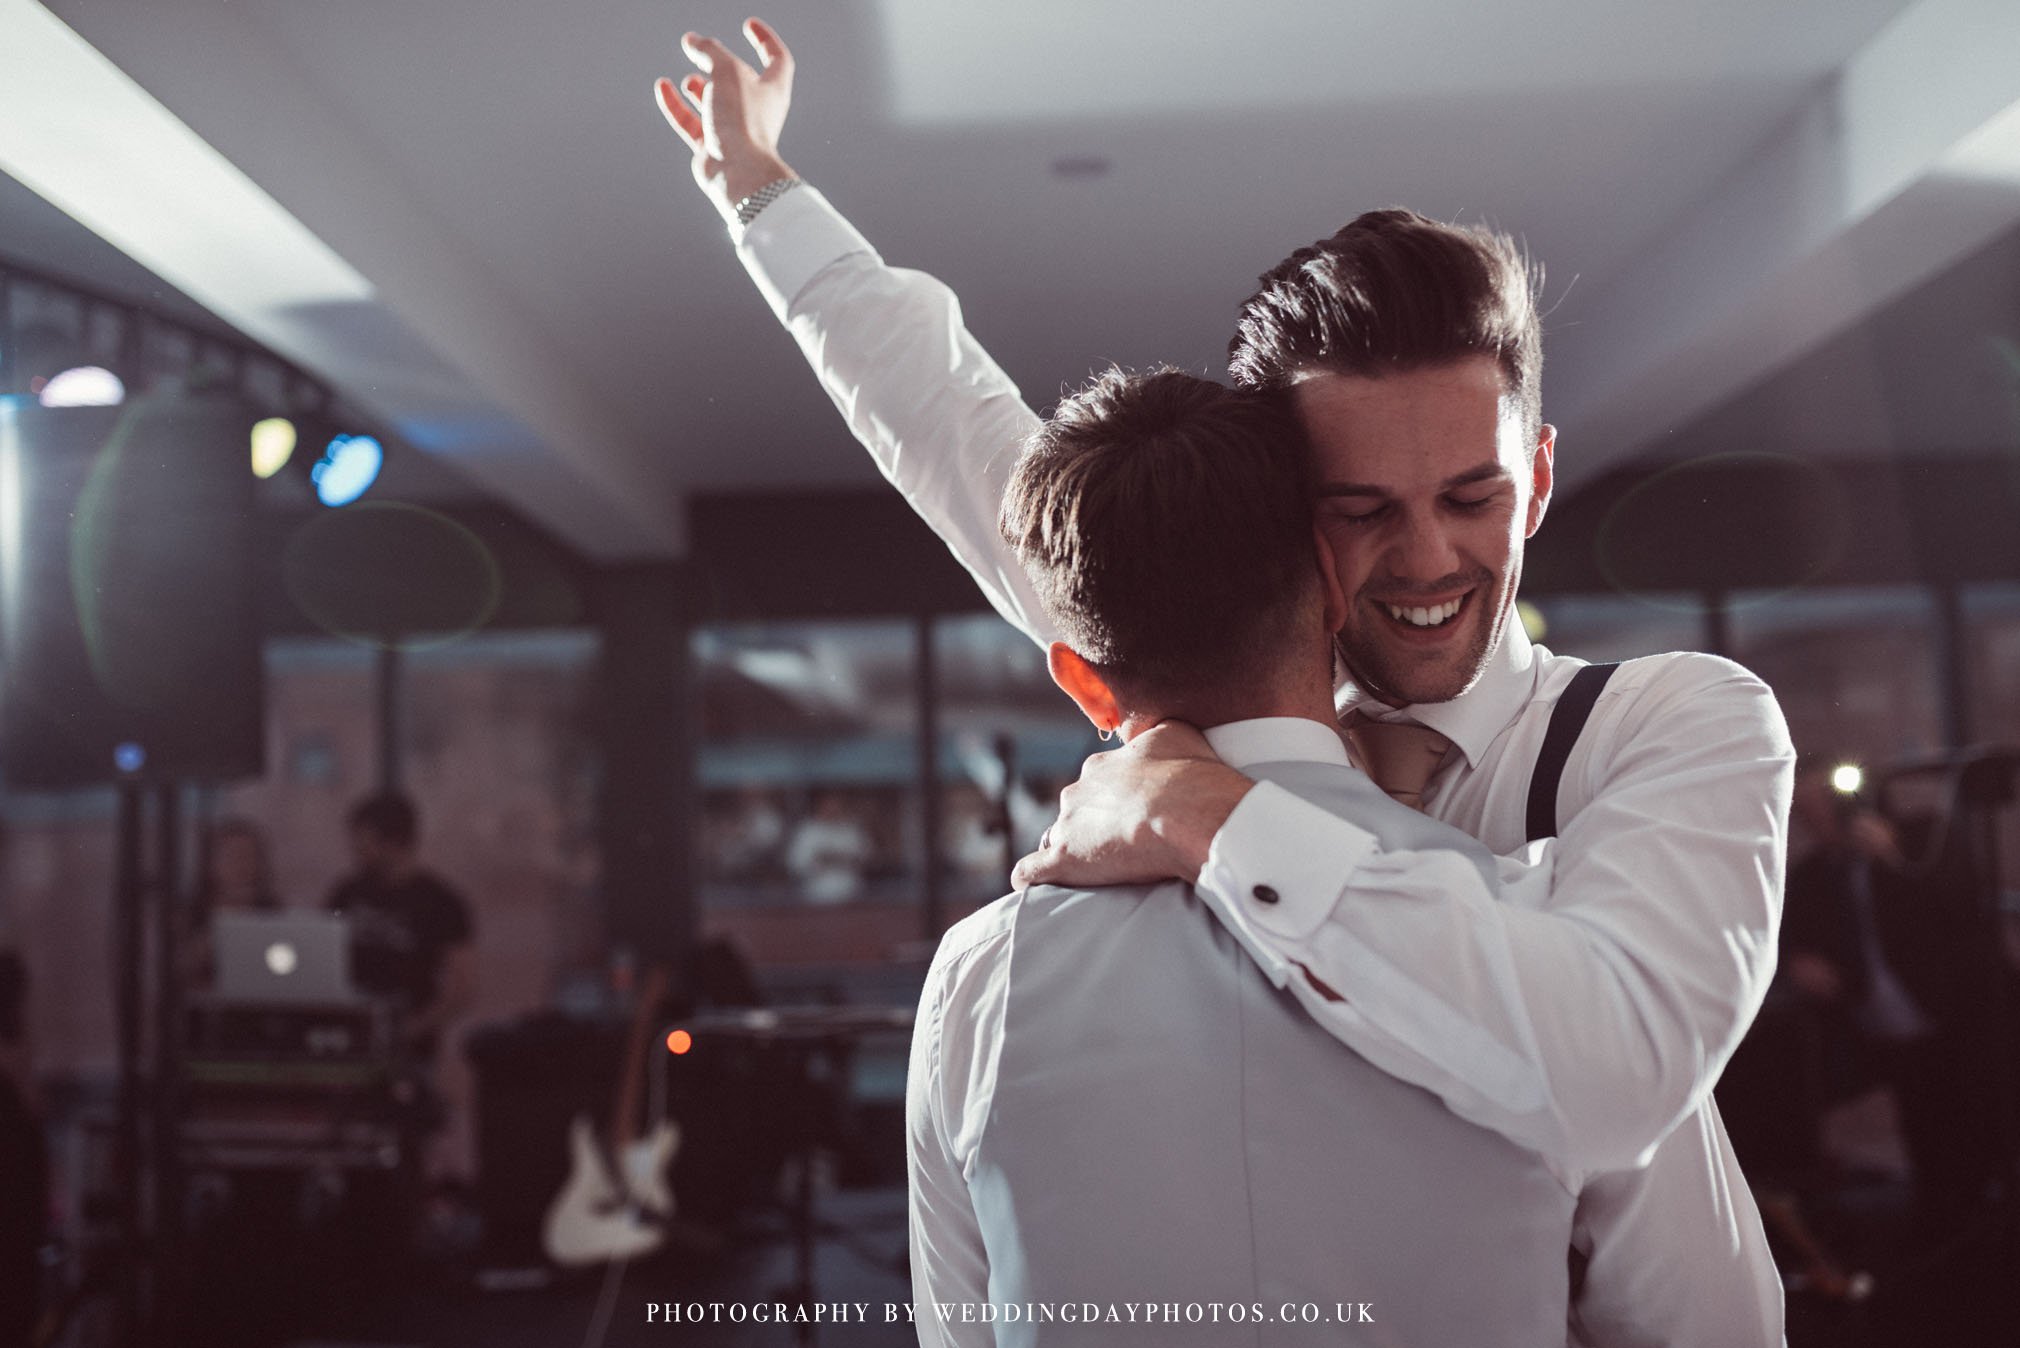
top-left (1120, 672), bottom-right (1338, 741)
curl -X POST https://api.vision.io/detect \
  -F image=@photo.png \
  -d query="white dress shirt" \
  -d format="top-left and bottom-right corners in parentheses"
top-left (910, 717), bottom-right (1578, 1347)
top-left (732, 185), bottom-right (1790, 1346)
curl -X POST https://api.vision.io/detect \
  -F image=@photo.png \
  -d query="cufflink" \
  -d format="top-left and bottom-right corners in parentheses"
top-left (1252, 884), bottom-right (1280, 905)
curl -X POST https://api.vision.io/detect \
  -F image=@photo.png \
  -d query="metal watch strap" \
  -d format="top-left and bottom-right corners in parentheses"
top-left (733, 176), bottom-right (802, 227)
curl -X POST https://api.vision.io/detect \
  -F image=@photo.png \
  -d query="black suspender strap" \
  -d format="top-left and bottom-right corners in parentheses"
top-left (1525, 662), bottom-right (1619, 844)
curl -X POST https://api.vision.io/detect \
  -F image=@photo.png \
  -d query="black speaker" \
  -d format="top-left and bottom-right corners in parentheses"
top-left (0, 395), bottom-right (263, 788)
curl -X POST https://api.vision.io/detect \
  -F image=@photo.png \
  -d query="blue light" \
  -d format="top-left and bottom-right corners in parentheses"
top-left (114, 741), bottom-right (146, 774)
top-left (310, 434), bottom-right (382, 507)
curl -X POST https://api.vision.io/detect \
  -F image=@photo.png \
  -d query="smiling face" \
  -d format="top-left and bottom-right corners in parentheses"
top-left (1300, 357), bottom-right (1554, 707)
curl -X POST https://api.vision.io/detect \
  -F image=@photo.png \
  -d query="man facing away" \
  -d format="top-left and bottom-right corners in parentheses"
top-left (657, 20), bottom-right (1791, 1345)
top-left (908, 368), bottom-right (1574, 1346)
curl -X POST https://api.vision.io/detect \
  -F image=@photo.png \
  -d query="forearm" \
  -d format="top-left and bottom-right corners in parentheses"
top-left (1199, 677), bottom-right (1790, 1172)
top-left (1271, 847), bottom-right (1731, 1170)
top-left (732, 186), bottom-right (1054, 644)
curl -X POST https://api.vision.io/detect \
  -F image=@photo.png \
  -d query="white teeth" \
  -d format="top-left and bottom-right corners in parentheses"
top-left (1385, 598), bottom-right (1464, 627)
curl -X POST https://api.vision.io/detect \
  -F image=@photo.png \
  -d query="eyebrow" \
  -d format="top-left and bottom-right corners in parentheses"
top-left (1314, 461), bottom-right (1511, 499)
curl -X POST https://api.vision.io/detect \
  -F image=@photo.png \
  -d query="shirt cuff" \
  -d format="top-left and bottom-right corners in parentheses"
top-left (732, 184), bottom-right (878, 322)
top-left (1196, 780), bottom-right (1382, 971)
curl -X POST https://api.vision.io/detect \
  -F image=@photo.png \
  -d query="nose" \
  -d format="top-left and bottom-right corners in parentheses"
top-left (1387, 508), bottom-right (1463, 584)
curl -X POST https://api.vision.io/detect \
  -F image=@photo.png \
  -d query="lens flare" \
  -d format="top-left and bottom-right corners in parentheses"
top-left (38, 366), bottom-right (125, 407)
top-left (311, 433), bottom-right (381, 506)
top-left (250, 416), bottom-right (297, 478)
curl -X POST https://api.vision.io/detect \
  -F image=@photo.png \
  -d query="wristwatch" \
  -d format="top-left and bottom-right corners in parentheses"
top-left (734, 176), bottom-right (803, 228)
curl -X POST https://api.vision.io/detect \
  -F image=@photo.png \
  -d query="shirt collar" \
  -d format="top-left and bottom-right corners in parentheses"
top-left (1202, 717), bottom-right (1353, 772)
top-left (1335, 619), bottom-right (1543, 769)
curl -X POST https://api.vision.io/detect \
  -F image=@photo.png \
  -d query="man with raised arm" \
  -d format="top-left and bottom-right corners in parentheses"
top-left (654, 20), bottom-right (1791, 1345)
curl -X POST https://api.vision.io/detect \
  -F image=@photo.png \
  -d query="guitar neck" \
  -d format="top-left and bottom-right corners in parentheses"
top-left (609, 966), bottom-right (670, 1151)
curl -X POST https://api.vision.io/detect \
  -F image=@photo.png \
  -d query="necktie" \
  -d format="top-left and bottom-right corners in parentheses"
top-left (1344, 713), bottom-right (1453, 812)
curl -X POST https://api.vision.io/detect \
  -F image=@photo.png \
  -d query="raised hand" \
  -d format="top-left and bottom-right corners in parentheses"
top-left (1010, 722), bottom-right (1255, 891)
top-left (653, 17), bottom-right (797, 225)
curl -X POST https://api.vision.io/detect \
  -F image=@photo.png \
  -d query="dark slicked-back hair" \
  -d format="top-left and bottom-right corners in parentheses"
top-left (1000, 367), bottom-right (1316, 706)
top-left (1228, 208), bottom-right (1543, 438)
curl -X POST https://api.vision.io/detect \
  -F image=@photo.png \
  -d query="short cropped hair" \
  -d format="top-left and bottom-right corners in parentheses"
top-left (1228, 208), bottom-right (1543, 438)
top-left (1000, 367), bottom-right (1315, 704)
top-left (348, 791), bottom-right (418, 848)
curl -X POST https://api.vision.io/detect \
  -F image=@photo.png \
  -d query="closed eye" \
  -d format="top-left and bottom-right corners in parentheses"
top-left (1326, 503), bottom-right (1389, 526)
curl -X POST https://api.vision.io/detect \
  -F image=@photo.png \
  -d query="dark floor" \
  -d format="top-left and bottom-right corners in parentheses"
top-left (284, 1186), bottom-right (917, 1348)
top-left (286, 1183), bottom-right (2020, 1348)
top-left (80, 1174), bottom-right (2020, 1348)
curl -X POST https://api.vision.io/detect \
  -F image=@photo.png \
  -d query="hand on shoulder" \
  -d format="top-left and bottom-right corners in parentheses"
top-left (1011, 722), bottom-right (1253, 891)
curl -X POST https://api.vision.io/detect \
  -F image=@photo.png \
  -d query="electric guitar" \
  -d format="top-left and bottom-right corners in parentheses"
top-left (542, 967), bottom-right (679, 1266)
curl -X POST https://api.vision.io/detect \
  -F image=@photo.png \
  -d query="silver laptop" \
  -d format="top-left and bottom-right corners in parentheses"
top-left (212, 911), bottom-right (357, 1004)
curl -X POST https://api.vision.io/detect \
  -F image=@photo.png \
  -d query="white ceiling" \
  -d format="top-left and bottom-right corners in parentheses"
top-left (7, 0), bottom-right (2020, 561)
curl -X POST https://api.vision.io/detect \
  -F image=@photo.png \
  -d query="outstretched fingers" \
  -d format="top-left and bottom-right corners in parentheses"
top-left (653, 76), bottom-right (703, 151)
top-left (743, 17), bottom-right (794, 80)
top-left (680, 30), bottom-right (747, 79)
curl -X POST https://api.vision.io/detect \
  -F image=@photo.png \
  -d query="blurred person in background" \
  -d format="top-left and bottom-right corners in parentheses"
top-left (182, 817), bottom-right (283, 988)
top-left (1782, 757), bottom-right (1991, 1233)
top-left (326, 791), bottom-right (475, 1061)
top-left (784, 790), bottom-right (871, 905)
top-left (711, 784), bottom-right (787, 881)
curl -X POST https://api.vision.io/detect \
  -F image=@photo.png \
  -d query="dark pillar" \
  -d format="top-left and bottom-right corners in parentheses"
top-left (112, 780), bottom-right (147, 1348)
top-left (150, 782), bottom-right (184, 1338)
top-left (374, 644), bottom-right (403, 792)
top-left (1931, 581), bottom-right (1973, 749)
top-left (592, 563), bottom-right (693, 970)
top-left (1701, 589), bottom-right (1731, 658)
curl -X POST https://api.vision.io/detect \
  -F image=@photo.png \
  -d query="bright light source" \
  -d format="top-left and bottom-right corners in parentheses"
top-left (263, 942), bottom-right (299, 977)
top-left (0, 0), bottom-right (376, 323)
top-left (250, 416), bottom-right (297, 478)
top-left (1830, 763), bottom-right (1864, 795)
top-left (310, 433), bottom-right (381, 507)
top-left (38, 365), bottom-right (125, 407)
top-left (666, 1029), bottom-right (693, 1055)
top-left (113, 741), bottom-right (146, 774)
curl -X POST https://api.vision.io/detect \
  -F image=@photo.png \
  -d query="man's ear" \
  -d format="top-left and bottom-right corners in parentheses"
top-left (1525, 425), bottom-right (1556, 538)
top-left (1312, 524), bottom-right (1350, 632)
top-left (1047, 643), bottom-right (1121, 736)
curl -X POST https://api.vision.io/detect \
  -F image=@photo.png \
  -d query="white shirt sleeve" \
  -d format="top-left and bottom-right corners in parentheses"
top-left (735, 186), bottom-right (1055, 645)
top-left (906, 948), bottom-right (996, 1348)
top-left (1568, 1102), bottom-right (1785, 1348)
top-left (1200, 658), bottom-right (1793, 1174)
